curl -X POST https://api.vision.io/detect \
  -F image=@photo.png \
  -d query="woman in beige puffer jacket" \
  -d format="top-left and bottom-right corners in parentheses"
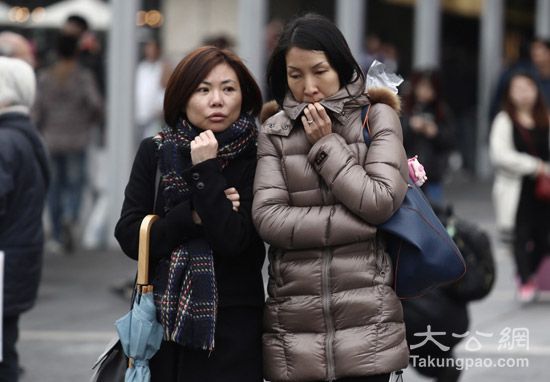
top-left (252, 14), bottom-right (410, 382)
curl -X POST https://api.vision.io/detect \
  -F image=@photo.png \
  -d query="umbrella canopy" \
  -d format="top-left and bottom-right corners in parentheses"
top-left (116, 291), bottom-right (163, 381)
top-left (30, 0), bottom-right (111, 30)
top-left (115, 214), bottom-right (162, 382)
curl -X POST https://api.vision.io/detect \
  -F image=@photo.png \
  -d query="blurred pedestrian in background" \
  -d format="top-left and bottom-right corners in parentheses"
top-left (528, 38), bottom-right (550, 105)
top-left (201, 34), bottom-right (235, 50)
top-left (359, 33), bottom-right (400, 75)
top-left (253, 13), bottom-right (409, 382)
top-left (115, 46), bottom-right (265, 381)
top-left (0, 32), bottom-right (35, 68)
top-left (489, 71), bottom-right (550, 302)
top-left (403, 204), bottom-right (495, 382)
top-left (62, 14), bottom-right (105, 97)
top-left (491, 37), bottom-right (550, 119)
top-left (0, 57), bottom-right (50, 382)
top-left (34, 33), bottom-right (103, 255)
top-left (401, 70), bottom-right (456, 205)
top-left (61, 14), bottom-right (106, 149)
top-left (135, 38), bottom-right (172, 145)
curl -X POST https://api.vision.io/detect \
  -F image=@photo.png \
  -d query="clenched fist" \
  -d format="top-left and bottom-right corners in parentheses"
top-left (191, 130), bottom-right (218, 165)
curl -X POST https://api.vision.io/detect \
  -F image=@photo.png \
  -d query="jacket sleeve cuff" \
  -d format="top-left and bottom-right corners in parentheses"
top-left (307, 133), bottom-right (355, 181)
top-left (182, 158), bottom-right (224, 194)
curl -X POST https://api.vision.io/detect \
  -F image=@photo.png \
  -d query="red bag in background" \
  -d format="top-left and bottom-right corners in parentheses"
top-left (535, 173), bottom-right (550, 202)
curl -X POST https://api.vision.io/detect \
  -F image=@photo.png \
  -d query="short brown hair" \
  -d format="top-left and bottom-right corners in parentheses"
top-left (164, 46), bottom-right (262, 127)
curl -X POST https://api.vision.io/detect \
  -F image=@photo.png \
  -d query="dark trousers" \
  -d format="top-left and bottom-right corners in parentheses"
top-left (514, 179), bottom-right (550, 283)
top-left (150, 306), bottom-right (263, 382)
top-left (48, 151), bottom-right (87, 241)
top-left (0, 315), bottom-right (20, 382)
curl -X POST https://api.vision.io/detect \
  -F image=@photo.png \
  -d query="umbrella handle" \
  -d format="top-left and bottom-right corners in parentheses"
top-left (137, 214), bottom-right (159, 286)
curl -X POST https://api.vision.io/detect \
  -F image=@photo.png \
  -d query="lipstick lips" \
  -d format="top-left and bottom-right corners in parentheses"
top-left (208, 113), bottom-right (227, 122)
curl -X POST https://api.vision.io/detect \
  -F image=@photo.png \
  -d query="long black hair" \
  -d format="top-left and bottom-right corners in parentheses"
top-left (267, 13), bottom-right (364, 106)
top-left (502, 70), bottom-right (549, 130)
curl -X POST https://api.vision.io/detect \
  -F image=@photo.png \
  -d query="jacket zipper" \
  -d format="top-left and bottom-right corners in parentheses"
top-left (322, 248), bottom-right (336, 381)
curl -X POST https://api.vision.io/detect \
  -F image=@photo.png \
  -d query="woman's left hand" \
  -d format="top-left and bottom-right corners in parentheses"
top-left (224, 187), bottom-right (240, 212)
top-left (301, 103), bottom-right (332, 144)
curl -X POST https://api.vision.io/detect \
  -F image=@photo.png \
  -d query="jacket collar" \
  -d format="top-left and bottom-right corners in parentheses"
top-left (282, 76), bottom-right (368, 122)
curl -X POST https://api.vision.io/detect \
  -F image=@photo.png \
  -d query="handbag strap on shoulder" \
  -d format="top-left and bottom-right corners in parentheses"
top-left (361, 104), bottom-right (372, 145)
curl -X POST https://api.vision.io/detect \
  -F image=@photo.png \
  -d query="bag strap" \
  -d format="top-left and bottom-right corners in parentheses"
top-left (153, 164), bottom-right (161, 212)
top-left (361, 104), bottom-right (372, 145)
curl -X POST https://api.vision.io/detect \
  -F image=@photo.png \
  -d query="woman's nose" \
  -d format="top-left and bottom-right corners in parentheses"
top-left (209, 90), bottom-right (223, 106)
top-left (303, 76), bottom-right (318, 97)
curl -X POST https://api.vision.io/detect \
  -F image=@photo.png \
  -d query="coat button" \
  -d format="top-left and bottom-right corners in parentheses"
top-left (192, 172), bottom-right (200, 180)
top-left (196, 181), bottom-right (205, 190)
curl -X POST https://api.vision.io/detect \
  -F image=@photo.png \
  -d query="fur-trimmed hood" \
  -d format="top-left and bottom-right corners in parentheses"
top-left (260, 86), bottom-right (401, 124)
top-left (367, 87), bottom-right (401, 114)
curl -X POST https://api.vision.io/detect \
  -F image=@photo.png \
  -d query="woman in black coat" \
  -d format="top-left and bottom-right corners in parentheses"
top-left (115, 46), bottom-right (265, 382)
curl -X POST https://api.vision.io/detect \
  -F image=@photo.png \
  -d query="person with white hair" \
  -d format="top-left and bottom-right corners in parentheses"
top-left (0, 31), bottom-right (35, 67)
top-left (0, 57), bottom-right (49, 382)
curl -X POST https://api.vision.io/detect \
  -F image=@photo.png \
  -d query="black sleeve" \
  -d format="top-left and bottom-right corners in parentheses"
top-left (432, 104), bottom-right (456, 152)
top-left (114, 138), bottom-right (202, 262)
top-left (182, 157), bottom-right (257, 257)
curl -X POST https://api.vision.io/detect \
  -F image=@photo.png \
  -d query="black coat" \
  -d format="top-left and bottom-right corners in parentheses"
top-left (0, 112), bottom-right (49, 317)
top-left (114, 137), bottom-right (266, 308)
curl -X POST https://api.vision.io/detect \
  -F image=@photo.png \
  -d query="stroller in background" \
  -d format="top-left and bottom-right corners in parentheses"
top-left (402, 204), bottom-right (496, 382)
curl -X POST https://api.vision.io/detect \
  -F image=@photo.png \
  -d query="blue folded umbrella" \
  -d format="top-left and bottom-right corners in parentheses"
top-left (116, 290), bottom-right (164, 382)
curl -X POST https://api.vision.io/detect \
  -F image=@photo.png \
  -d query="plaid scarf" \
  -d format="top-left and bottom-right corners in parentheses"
top-left (153, 114), bottom-right (257, 350)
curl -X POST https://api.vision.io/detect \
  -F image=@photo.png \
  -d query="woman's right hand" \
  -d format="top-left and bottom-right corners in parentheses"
top-left (191, 130), bottom-right (218, 165)
top-left (301, 103), bottom-right (333, 144)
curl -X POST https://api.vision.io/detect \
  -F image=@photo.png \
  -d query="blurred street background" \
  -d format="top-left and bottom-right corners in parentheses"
top-left (1, 0), bottom-right (550, 381)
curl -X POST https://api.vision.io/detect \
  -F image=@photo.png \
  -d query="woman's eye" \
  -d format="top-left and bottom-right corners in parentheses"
top-left (196, 87), bottom-right (208, 93)
top-left (223, 87), bottom-right (236, 93)
top-left (315, 70), bottom-right (327, 75)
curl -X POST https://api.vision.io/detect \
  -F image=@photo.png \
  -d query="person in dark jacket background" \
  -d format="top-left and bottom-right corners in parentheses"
top-left (114, 46), bottom-right (265, 382)
top-left (0, 57), bottom-right (50, 382)
top-left (401, 70), bottom-right (456, 204)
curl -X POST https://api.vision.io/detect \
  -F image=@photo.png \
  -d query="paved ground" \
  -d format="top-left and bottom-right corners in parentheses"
top-left (15, 173), bottom-right (550, 381)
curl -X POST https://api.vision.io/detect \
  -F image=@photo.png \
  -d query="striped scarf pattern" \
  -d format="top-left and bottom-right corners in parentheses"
top-left (153, 114), bottom-right (256, 350)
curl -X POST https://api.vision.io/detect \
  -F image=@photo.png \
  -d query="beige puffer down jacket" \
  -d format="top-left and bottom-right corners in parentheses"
top-left (252, 79), bottom-right (410, 382)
